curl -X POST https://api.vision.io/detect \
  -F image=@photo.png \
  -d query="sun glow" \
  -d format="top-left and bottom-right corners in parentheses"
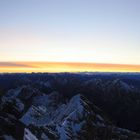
top-left (0, 62), bottom-right (140, 73)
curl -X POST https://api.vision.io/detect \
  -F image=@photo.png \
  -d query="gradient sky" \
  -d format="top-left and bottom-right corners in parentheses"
top-left (0, 0), bottom-right (140, 72)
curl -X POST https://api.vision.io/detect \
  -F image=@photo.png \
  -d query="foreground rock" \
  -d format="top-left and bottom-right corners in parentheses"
top-left (21, 93), bottom-right (140, 140)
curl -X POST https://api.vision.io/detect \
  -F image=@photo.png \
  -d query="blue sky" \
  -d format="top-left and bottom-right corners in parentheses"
top-left (0, 0), bottom-right (140, 64)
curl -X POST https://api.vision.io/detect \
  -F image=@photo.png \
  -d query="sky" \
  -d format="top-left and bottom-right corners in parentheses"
top-left (0, 0), bottom-right (140, 72)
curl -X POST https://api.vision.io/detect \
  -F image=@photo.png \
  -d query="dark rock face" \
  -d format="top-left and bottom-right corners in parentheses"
top-left (81, 79), bottom-right (140, 132)
top-left (0, 73), bottom-right (140, 139)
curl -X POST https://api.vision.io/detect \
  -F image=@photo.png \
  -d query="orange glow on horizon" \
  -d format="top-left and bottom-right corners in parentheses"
top-left (0, 62), bottom-right (140, 73)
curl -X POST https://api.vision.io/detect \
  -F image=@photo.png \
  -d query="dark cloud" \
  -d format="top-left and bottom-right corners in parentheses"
top-left (0, 62), bottom-right (32, 67)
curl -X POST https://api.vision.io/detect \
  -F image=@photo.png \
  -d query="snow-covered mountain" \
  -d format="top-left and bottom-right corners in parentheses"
top-left (21, 93), bottom-right (140, 140)
top-left (0, 73), bottom-right (140, 140)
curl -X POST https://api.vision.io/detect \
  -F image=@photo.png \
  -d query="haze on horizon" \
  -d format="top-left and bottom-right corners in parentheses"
top-left (0, 0), bottom-right (140, 72)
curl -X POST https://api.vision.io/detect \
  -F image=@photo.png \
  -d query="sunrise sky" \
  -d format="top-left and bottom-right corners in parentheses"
top-left (0, 0), bottom-right (140, 72)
